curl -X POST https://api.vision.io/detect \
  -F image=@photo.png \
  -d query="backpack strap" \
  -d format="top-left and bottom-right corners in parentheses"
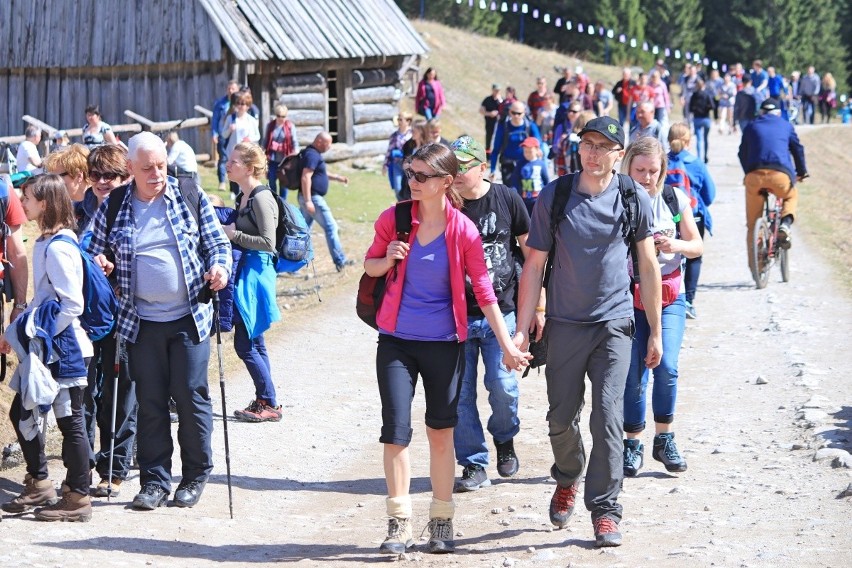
top-left (661, 184), bottom-right (681, 223)
top-left (616, 173), bottom-right (642, 284)
top-left (387, 201), bottom-right (414, 284)
top-left (542, 173), bottom-right (574, 289)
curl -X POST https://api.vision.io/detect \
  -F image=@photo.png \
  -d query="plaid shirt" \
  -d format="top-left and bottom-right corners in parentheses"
top-left (87, 178), bottom-right (232, 343)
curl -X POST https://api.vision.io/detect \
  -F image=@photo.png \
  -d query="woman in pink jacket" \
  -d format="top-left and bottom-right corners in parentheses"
top-left (415, 67), bottom-right (446, 120)
top-left (364, 143), bottom-right (529, 556)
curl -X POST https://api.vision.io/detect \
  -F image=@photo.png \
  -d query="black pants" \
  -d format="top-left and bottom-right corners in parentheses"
top-left (684, 216), bottom-right (706, 304)
top-left (11, 386), bottom-right (90, 496)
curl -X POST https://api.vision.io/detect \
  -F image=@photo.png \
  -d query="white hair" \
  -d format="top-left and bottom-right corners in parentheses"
top-left (128, 131), bottom-right (166, 160)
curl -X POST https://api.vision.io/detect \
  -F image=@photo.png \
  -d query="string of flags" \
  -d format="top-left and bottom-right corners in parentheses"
top-left (453, 0), bottom-right (726, 73)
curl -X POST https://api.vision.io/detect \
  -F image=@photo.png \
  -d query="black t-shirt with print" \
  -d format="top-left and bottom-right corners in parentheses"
top-left (461, 182), bottom-right (530, 316)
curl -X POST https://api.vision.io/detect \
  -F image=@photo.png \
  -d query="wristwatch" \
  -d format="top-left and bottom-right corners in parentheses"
top-left (13, 302), bottom-right (27, 310)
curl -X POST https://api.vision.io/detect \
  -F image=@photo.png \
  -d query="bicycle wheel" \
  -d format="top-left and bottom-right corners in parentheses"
top-left (778, 246), bottom-right (790, 282)
top-left (751, 217), bottom-right (771, 289)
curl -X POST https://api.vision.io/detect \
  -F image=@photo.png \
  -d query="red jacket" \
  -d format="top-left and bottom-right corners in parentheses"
top-left (365, 199), bottom-right (497, 341)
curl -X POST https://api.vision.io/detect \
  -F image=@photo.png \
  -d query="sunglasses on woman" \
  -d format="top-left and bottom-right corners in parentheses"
top-left (89, 171), bottom-right (120, 182)
top-left (404, 169), bottom-right (446, 183)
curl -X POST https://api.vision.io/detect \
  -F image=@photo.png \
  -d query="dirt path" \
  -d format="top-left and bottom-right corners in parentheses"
top-left (1, 129), bottom-right (851, 567)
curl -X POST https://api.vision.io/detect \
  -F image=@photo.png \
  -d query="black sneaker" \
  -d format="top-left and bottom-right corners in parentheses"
top-left (495, 438), bottom-right (519, 478)
top-left (173, 479), bottom-right (207, 508)
top-left (132, 483), bottom-right (169, 510)
top-left (549, 483), bottom-right (578, 528)
top-left (623, 439), bottom-right (644, 477)
top-left (335, 259), bottom-right (355, 272)
top-left (593, 515), bottom-right (623, 547)
top-left (652, 433), bottom-right (688, 472)
top-left (453, 464), bottom-right (490, 493)
top-left (777, 224), bottom-right (792, 249)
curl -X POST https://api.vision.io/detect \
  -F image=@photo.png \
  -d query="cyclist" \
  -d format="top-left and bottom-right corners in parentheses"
top-left (738, 98), bottom-right (807, 274)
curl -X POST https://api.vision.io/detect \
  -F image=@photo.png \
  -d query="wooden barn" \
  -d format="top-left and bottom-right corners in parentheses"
top-left (0, 0), bottom-right (427, 159)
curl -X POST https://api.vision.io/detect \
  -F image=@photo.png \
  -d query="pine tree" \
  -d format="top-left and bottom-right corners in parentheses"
top-left (594, 0), bottom-right (647, 66)
top-left (642, 0), bottom-right (704, 59)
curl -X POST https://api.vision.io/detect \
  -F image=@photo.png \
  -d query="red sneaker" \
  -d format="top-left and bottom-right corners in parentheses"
top-left (593, 516), bottom-right (622, 547)
top-left (233, 400), bottom-right (282, 422)
top-left (549, 483), bottom-right (578, 528)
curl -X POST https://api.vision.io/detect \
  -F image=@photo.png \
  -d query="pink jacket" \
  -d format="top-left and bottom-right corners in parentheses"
top-left (365, 199), bottom-right (497, 342)
top-left (415, 79), bottom-right (446, 116)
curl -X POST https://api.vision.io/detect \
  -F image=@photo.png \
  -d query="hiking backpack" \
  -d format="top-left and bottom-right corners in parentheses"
top-left (499, 117), bottom-right (531, 158)
top-left (664, 155), bottom-right (698, 211)
top-left (277, 149), bottom-right (305, 191)
top-left (48, 235), bottom-right (118, 341)
top-left (243, 185), bottom-right (313, 272)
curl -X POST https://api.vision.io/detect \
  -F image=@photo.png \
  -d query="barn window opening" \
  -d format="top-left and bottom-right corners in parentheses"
top-left (327, 70), bottom-right (338, 143)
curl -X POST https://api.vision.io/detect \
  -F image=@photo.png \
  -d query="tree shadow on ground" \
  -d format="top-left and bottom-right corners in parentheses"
top-left (698, 281), bottom-right (755, 291)
top-left (38, 537), bottom-right (388, 564)
top-left (205, 473), bottom-right (431, 495)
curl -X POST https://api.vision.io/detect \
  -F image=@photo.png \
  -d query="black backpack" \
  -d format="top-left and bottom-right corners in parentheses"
top-left (543, 173), bottom-right (643, 289)
top-left (277, 149), bottom-right (305, 191)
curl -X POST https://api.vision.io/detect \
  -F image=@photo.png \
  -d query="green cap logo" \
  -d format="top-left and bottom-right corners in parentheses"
top-left (608, 124), bottom-right (618, 134)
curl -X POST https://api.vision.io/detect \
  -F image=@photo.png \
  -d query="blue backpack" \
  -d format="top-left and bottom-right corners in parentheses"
top-left (48, 235), bottom-right (118, 341)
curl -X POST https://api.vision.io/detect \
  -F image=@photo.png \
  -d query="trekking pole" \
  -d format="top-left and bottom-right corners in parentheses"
top-left (212, 291), bottom-right (234, 519)
top-left (106, 338), bottom-right (121, 501)
top-left (310, 260), bottom-right (322, 303)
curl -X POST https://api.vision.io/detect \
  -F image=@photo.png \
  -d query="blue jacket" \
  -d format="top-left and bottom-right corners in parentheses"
top-left (211, 95), bottom-right (231, 138)
top-left (214, 206), bottom-right (238, 332)
top-left (17, 301), bottom-right (87, 380)
top-left (668, 149), bottom-right (716, 235)
top-left (490, 119), bottom-right (542, 171)
top-left (738, 114), bottom-right (807, 185)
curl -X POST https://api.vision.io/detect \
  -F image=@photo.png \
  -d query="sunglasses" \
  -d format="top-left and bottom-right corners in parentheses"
top-left (568, 109), bottom-right (580, 114)
top-left (510, 111), bottom-right (524, 116)
top-left (404, 169), bottom-right (446, 183)
top-left (276, 114), bottom-right (286, 118)
top-left (89, 171), bottom-right (120, 182)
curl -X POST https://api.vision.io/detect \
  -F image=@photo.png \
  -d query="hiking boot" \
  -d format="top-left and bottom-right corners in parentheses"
top-left (132, 483), bottom-right (169, 510)
top-left (495, 438), bottom-right (519, 478)
top-left (593, 516), bottom-right (623, 547)
top-left (233, 399), bottom-right (282, 422)
top-left (453, 464), bottom-right (490, 493)
top-left (685, 302), bottom-right (697, 320)
top-left (34, 484), bottom-right (92, 522)
top-left (777, 224), bottom-right (792, 249)
top-left (424, 518), bottom-right (455, 553)
top-left (379, 517), bottom-right (414, 554)
top-left (549, 483), bottom-right (578, 528)
top-left (623, 439), bottom-right (644, 477)
top-left (174, 479), bottom-right (207, 508)
top-left (335, 259), bottom-right (355, 272)
top-left (652, 433), bottom-right (688, 473)
top-left (1, 474), bottom-right (59, 513)
top-left (92, 477), bottom-right (122, 497)
top-left (218, 182), bottom-right (227, 192)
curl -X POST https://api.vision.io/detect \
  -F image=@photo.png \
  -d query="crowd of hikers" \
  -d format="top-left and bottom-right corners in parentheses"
top-left (0, 54), bottom-right (810, 553)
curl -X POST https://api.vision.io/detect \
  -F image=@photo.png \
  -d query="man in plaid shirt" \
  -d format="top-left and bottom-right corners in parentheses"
top-left (89, 132), bottom-right (231, 511)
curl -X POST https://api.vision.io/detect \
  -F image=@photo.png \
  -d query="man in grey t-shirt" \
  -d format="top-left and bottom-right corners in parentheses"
top-left (514, 117), bottom-right (662, 548)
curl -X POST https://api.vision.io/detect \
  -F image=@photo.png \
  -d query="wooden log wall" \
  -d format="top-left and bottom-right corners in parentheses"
top-left (350, 67), bottom-right (400, 145)
top-left (274, 72), bottom-right (327, 148)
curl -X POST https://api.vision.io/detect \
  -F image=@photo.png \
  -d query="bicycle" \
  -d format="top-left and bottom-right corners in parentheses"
top-left (750, 190), bottom-right (789, 289)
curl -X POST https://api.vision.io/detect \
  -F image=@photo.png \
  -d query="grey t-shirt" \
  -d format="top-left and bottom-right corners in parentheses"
top-left (527, 172), bottom-right (653, 324)
top-left (132, 195), bottom-right (191, 321)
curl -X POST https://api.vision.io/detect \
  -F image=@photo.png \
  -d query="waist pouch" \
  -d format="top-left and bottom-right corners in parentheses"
top-left (633, 268), bottom-right (681, 311)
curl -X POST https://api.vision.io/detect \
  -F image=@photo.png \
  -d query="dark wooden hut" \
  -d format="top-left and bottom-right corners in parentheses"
top-left (0, 0), bottom-right (427, 158)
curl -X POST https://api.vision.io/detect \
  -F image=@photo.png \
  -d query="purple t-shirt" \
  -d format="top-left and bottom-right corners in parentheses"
top-left (382, 233), bottom-right (456, 341)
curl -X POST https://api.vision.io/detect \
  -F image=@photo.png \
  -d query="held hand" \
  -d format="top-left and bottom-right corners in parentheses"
top-left (645, 333), bottom-right (663, 369)
top-left (512, 331), bottom-right (529, 352)
top-left (204, 265), bottom-right (228, 291)
top-left (0, 335), bottom-right (10, 354)
top-left (502, 345), bottom-right (532, 371)
top-left (93, 254), bottom-right (115, 277)
top-left (386, 239), bottom-right (410, 262)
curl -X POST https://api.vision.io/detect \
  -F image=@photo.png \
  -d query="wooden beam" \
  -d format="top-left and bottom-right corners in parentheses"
top-left (194, 105), bottom-right (213, 118)
top-left (124, 110), bottom-right (209, 132)
top-left (22, 115), bottom-right (59, 136)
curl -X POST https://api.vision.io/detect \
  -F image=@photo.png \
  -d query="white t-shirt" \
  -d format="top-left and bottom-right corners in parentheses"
top-left (16, 140), bottom-right (42, 173)
top-left (648, 186), bottom-right (691, 287)
top-left (167, 139), bottom-right (198, 173)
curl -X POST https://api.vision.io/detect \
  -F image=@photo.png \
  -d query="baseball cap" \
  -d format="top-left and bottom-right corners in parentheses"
top-left (52, 130), bottom-right (67, 140)
top-left (760, 98), bottom-right (781, 112)
top-left (492, 83), bottom-right (500, 90)
top-left (451, 135), bottom-right (486, 166)
top-left (578, 116), bottom-right (625, 149)
top-left (519, 137), bottom-right (540, 149)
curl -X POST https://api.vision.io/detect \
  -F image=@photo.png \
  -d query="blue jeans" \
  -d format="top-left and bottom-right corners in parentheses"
top-left (128, 315), bottom-right (213, 491)
top-left (424, 107), bottom-right (435, 120)
top-left (387, 161), bottom-right (404, 200)
top-left (268, 159), bottom-right (286, 200)
top-left (297, 193), bottom-right (346, 267)
top-left (618, 104), bottom-right (629, 129)
top-left (216, 136), bottom-right (228, 184)
top-left (233, 310), bottom-right (276, 406)
top-left (693, 117), bottom-right (711, 162)
top-left (623, 295), bottom-right (686, 432)
top-left (453, 312), bottom-right (520, 467)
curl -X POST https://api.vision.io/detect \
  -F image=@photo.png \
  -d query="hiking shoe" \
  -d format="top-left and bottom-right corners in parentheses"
top-left (233, 399), bottom-right (282, 422)
top-left (495, 438), bottom-right (519, 478)
top-left (335, 259), bottom-right (355, 272)
top-left (593, 516), bottom-right (623, 547)
top-left (379, 517), bottom-right (414, 554)
top-left (623, 439), bottom-right (644, 477)
top-left (173, 479), bottom-right (207, 508)
top-left (777, 224), bottom-right (792, 249)
top-left (1, 474), bottom-right (59, 513)
top-left (454, 464), bottom-right (491, 493)
top-left (132, 483), bottom-right (169, 510)
top-left (34, 484), bottom-right (92, 522)
top-left (652, 433), bottom-right (688, 473)
top-left (549, 483), bottom-right (578, 528)
top-left (685, 302), bottom-right (697, 320)
top-left (92, 477), bottom-right (122, 497)
top-left (424, 518), bottom-right (455, 553)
